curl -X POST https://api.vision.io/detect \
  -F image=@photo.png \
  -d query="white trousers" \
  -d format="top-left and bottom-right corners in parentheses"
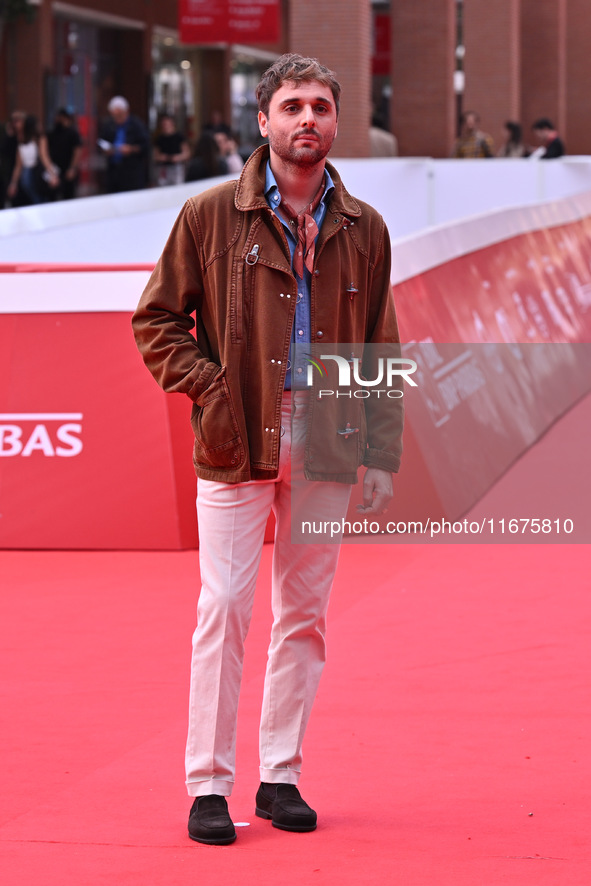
top-left (185, 392), bottom-right (352, 797)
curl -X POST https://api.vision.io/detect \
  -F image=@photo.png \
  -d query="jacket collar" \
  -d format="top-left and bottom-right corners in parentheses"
top-left (234, 144), bottom-right (362, 219)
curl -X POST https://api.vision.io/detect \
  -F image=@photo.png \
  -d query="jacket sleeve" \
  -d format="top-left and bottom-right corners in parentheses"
top-left (131, 200), bottom-right (222, 401)
top-left (362, 219), bottom-right (404, 473)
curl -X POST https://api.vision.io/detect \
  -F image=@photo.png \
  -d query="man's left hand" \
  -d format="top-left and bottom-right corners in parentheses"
top-left (356, 467), bottom-right (393, 515)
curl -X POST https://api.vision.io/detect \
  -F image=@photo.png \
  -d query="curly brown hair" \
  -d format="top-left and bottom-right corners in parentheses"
top-left (256, 53), bottom-right (341, 118)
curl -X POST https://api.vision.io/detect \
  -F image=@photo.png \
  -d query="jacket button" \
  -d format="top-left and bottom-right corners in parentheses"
top-left (317, 330), bottom-right (324, 339)
top-left (313, 270), bottom-right (320, 277)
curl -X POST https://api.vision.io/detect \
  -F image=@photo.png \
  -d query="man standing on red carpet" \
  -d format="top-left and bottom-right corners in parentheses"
top-left (132, 53), bottom-right (402, 845)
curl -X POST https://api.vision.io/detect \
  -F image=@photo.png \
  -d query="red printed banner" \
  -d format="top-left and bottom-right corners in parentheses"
top-left (179, 0), bottom-right (280, 45)
top-left (393, 219), bottom-right (591, 346)
top-left (345, 215), bottom-right (591, 536)
top-left (0, 312), bottom-right (197, 550)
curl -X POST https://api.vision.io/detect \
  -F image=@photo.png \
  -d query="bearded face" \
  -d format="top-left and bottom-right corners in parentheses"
top-left (258, 81), bottom-right (338, 169)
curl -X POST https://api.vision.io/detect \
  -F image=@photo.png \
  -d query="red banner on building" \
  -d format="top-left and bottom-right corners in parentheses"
top-left (179, 0), bottom-right (280, 45)
top-left (372, 13), bottom-right (391, 76)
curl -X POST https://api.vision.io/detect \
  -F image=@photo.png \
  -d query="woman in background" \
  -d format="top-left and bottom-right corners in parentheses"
top-left (154, 114), bottom-right (190, 186)
top-left (497, 121), bottom-right (529, 157)
top-left (7, 114), bottom-right (59, 205)
top-left (185, 131), bottom-right (228, 182)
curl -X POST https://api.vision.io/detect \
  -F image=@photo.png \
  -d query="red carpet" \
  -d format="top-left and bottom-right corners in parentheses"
top-left (1, 396), bottom-right (590, 885)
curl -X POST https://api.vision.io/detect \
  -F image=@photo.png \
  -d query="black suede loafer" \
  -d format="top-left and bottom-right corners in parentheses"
top-left (188, 795), bottom-right (236, 845)
top-left (255, 783), bottom-right (317, 832)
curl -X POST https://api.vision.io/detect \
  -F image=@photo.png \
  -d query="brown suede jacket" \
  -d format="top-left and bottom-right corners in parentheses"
top-left (132, 145), bottom-right (403, 484)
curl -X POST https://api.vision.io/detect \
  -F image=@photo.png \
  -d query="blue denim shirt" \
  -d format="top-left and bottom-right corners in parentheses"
top-left (264, 162), bottom-right (334, 388)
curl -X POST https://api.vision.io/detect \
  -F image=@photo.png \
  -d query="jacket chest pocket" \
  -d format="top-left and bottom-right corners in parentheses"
top-left (230, 254), bottom-right (257, 343)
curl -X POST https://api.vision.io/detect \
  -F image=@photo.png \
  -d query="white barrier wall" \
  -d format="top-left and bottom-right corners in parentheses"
top-left (3, 189), bottom-right (591, 313)
top-left (1, 156), bottom-right (591, 264)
